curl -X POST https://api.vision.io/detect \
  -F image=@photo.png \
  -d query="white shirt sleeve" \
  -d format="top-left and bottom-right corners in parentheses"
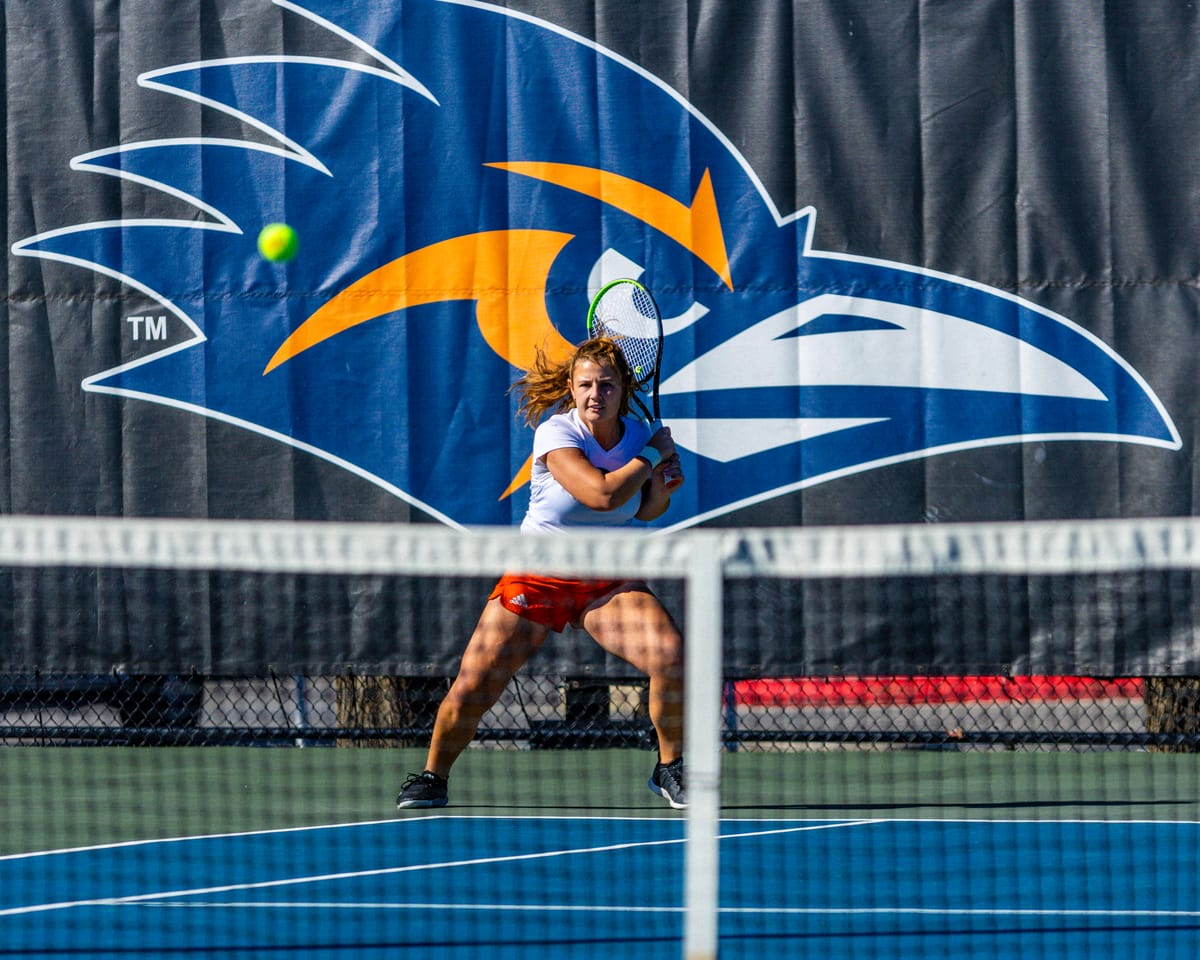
top-left (531, 412), bottom-right (586, 462)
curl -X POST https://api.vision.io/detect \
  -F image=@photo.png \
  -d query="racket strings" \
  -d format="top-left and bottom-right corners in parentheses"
top-left (593, 285), bottom-right (661, 386)
top-left (606, 334), bottom-right (658, 386)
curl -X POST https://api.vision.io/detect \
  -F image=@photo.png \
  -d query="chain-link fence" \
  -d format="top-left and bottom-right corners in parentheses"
top-left (4, 671), bottom-right (1192, 751)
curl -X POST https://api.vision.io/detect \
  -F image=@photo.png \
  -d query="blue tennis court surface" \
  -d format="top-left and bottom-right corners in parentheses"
top-left (3, 816), bottom-right (1199, 959)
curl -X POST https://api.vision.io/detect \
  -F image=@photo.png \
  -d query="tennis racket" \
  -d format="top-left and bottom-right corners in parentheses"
top-left (585, 278), bottom-right (663, 424)
top-left (586, 279), bottom-right (681, 488)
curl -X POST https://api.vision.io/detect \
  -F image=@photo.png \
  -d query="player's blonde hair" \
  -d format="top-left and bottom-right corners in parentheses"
top-left (513, 338), bottom-right (634, 427)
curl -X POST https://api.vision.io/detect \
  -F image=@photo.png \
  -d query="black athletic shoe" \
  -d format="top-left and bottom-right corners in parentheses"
top-left (648, 758), bottom-right (687, 809)
top-left (396, 770), bottom-right (449, 809)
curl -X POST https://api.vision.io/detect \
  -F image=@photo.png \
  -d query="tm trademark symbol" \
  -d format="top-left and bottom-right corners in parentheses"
top-left (126, 315), bottom-right (167, 341)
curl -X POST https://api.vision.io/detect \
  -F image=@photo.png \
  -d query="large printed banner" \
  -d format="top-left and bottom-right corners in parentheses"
top-left (4, 0), bottom-right (1199, 672)
top-left (6, 0), bottom-right (1195, 532)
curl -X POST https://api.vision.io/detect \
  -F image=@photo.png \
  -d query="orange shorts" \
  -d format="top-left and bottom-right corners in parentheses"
top-left (489, 574), bottom-right (625, 632)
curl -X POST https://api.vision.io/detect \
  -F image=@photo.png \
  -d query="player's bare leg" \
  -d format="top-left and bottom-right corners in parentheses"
top-left (581, 584), bottom-right (684, 762)
top-left (424, 600), bottom-right (549, 777)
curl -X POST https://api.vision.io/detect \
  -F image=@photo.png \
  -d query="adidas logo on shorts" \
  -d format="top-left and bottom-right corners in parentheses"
top-left (510, 593), bottom-right (529, 608)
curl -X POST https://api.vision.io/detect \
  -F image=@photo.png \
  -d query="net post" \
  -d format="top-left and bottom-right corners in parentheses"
top-left (684, 538), bottom-right (723, 960)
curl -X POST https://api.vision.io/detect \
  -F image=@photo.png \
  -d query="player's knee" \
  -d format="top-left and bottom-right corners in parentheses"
top-left (647, 639), bottom-right (684, 680)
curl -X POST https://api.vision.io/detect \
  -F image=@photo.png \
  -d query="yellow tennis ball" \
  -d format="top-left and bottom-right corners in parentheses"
top-left (257, 222), bottom-right (298, 262)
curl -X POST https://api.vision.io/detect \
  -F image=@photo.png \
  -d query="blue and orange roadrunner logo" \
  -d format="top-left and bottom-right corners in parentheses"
top-left (12, 0), bottom-right (1180, 528)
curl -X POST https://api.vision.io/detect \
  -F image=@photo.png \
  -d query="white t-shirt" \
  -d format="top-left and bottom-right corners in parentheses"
top-left (521, 410), bottom-right (653, 533)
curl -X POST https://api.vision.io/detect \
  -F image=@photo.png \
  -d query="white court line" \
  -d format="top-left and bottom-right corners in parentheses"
top-left (0, 814), bottom-right (683, 862)
top-left (715, 819), bottom-right (882, 841)
top-left (0, 819), bottom-right (875, 918)
top-left (7, 815), bottom-right (1196, 863)
top-left (0, 834), bottom-right (688, 918)
top-left (0, 816), bottom-right (413, 862)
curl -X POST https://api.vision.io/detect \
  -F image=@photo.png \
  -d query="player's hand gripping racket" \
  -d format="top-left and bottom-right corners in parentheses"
top-left (586, 279), bottom-right (681, 488)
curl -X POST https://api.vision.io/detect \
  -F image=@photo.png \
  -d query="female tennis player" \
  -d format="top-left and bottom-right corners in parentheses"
top-left (397, 337), bottom-right (687, 809)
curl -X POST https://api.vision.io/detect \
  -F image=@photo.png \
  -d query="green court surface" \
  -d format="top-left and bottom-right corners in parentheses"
top-left (3, 747), bottom-right (1197, 856)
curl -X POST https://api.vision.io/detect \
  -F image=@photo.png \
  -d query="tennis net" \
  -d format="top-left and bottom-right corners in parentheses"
top-left (3, 515), bottom-right (1200, 959)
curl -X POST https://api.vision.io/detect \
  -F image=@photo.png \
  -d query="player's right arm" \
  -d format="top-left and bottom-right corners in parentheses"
top-left (545, 446), bottom-right (654, 512)
top-left (545, 425), bottom-right (675, 512)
